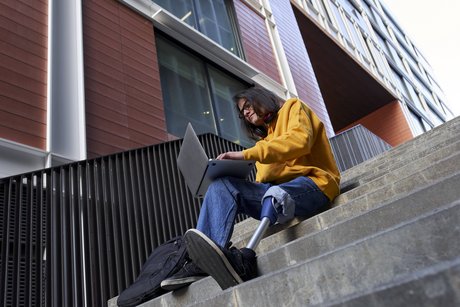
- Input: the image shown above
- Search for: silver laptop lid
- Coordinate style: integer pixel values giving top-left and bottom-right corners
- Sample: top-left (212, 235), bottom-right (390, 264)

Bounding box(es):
top-left (177, 123), bottom-right (255, 198)
top-left (177, 123), bottom-right (209, 197)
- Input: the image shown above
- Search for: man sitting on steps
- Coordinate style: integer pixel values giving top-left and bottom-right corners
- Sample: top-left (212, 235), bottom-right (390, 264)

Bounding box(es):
top-left (161, 87), bottom-right (341, 291)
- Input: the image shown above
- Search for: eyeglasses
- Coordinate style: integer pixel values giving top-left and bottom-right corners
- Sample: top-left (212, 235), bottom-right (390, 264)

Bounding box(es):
top-left (238, 100), bottom-right (253, 119)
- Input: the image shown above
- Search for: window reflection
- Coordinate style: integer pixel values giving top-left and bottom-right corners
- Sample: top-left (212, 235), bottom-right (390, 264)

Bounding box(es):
top-left (154, 0), bottom-right (242, 57)
top-left (156, 35), bottom-right (253, 147)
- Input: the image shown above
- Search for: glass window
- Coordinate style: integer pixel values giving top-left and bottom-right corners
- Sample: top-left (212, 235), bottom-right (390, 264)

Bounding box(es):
top-left (405, 83), bottom-right (424, 111)
top-left (154, 0), bottom-right (196, 27)
top-left (345, 16), bottom-right (368, 56)
top-left (328, 2), bottom-right (351, 42)
top-left (390, 68), bottom-right (410, 99)
top-left (387, 43), bottom-right (405, 70)
top-left (368, 40), bottom-right (385, 73)
top-left (156, 35), bottom-right (253, 147)
top-left (407, 108), bottom-right (426, 137)
top-left (361, 1), bottom-right (375, 23)
top-left (208, 67), bottom-right (252, 146)
top-left (317, 0), bottom-right (335, 26)
top-left (157, 35), bottom-right (216, 136)
top-left (428, 107), bottom-right (444, 127)
top-left (154, 0), bottom-right (242, 57)
top-left (374, 30), bottom-right (390, 57)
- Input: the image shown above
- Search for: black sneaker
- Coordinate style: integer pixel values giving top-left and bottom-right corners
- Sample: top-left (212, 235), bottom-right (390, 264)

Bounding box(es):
top-left (184, 229), bottom-right (257, 290)
top-left (160, 260), bottom-right (208, 291)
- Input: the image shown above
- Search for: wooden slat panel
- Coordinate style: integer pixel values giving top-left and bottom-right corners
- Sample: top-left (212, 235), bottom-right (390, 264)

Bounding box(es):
top-left (338, 100), bottom-right (413, 147)
top-left (234, 0), bottom-right (282, 84)
top-left (0, 1), bottom-right (47, 149)
top-left (83, 0), bottom-right (167, 159)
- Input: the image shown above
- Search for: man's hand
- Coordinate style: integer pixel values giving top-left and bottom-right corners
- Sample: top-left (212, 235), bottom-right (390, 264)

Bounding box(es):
top-left (216, 151), bottom-right (244, 160)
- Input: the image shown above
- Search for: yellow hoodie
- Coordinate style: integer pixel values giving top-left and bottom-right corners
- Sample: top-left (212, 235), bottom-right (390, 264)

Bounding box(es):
top-left (242, 98), bottom-right (340, 201)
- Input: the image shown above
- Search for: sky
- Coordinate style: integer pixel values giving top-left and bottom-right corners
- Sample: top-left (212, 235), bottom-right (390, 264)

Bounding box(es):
top-left (383, 0), bottom-right (460, 118)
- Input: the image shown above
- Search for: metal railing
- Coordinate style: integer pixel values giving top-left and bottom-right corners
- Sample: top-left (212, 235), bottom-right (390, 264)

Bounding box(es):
top-left (330, 124), bottom-right (392, 172)
top-left (0, 133), bottom-right (248, 307)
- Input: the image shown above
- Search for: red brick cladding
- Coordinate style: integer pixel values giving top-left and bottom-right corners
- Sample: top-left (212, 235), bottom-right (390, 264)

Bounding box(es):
top-left (82, 0), bottom-right (167, 158)
top-left (338, 100), bottom-right (413, 147)
top-left (0, 1), bottom-right (47, 149)
top-left (233, 0), bottom-right (281, 84)
top-left (269, 0), bottom-right (334, 137)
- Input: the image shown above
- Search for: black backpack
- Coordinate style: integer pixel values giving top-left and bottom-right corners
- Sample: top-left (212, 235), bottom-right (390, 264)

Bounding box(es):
top-left (117, 236), bottom-right (188, 307)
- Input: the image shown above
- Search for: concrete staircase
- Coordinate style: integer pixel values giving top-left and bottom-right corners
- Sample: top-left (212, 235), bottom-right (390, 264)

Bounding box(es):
top-left (109, 116), bottom-right (460, 306)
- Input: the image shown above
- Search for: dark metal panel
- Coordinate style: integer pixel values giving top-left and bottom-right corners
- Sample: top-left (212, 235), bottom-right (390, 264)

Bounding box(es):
top-left (0, 133), bottom-right (248, 306)
top-left (330, 124), bottom-right (392, 172)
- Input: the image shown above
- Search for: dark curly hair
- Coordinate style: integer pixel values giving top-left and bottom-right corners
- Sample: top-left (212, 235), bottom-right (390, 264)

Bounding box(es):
top-left (232, 87), bottom-right (283, 139)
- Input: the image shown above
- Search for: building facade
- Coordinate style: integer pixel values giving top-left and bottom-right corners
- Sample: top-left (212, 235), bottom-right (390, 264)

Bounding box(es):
top-left (0, 0), bottom-right (455, 178)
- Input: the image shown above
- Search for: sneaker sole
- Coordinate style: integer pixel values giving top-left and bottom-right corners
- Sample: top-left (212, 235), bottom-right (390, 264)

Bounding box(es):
top-left (160, 275), bottom-right (205, 291)
top-left (184, 229), bottom-right (243, 290)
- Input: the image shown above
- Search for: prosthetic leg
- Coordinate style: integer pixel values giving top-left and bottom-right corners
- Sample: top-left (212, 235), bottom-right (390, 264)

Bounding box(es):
top-left (246, 197), bottom-right (280, 250)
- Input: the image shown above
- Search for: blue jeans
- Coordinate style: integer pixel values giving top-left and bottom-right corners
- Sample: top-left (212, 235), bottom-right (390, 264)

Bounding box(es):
top-left (196, 176), bottom-right (329, 247)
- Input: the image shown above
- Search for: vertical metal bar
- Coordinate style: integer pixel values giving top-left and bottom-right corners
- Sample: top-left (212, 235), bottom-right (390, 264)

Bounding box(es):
top-left (4, 177), bottom-right (19, 307)
top-left (139, 148), bottom-right (156, 251)
top-left (14, 176), bottom-right (23, 306)
top-left (133, 150), bottom-right (149, 258)
top-left (93, 159), bottom-right (109, 307)
top-left (151, 146), bottom-right (167, 243)
top-left (49, 168), bottom-right (61, 307)
top-left (43, 171), bottom-right (51, 307)
top-left (101, 157), bottom-right (116, 299)
top-left (107, 156), bottom-right (124, 293)
top-left (24, 175), bottom-right (33, 307)
top-left (77, 163), bottom-right (89, 307)
top-left (85, 160), bottom-right (97, 307)
top-left (125, 151), bottom-right (142, 273)
top-left (0, 180), bottom-right (7, 306)
top-left (145, 146), bottom-right (163, 246)
top-left (114, 155), bottom-right (132, 285)
top-left (36, 172), bottom-right (46, 307)
top-left (60, 167), bottom-right (72, 307)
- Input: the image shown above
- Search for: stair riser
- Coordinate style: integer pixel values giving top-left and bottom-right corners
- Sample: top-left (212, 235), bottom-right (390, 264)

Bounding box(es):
top-left (257, 172), bottom-right (460, 273)
top-left (335, 147), bottom-right (460, 205)
top-left (203, 201), bottom-right (460, 306)
top-left (341, 117), bottom-right (460, 182)
top-left (231, 139), bottom-right (460, 242)
top-left (331, 261), bottom-right (460, 307)
top-left (354, 138), bottom-right (460, 186)
top-left (234, 151), bottom-right (460, 249)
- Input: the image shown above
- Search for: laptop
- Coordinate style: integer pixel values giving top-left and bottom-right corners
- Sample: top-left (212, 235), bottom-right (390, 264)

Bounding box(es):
top-left (177, 123), bottom-right (255, 198)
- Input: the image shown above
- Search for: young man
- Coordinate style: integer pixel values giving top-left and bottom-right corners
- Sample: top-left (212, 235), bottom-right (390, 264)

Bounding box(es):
top-left (161, 87), bottom-right (340, 291)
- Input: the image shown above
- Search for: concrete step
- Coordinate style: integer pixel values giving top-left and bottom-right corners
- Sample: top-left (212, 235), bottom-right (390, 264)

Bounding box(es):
top-left (230, 140), bottom-right (460, 248)
top-left (129, 169), bottom-right (460, 306)
top-left (230, 121), bottom-right (460, 241)
top-left (252, 148), bottom-right (460, 254)
top-left (341, 132), bottom-right (460, 189)
top-left (190, 199), bottom-right (460, 306)
top-left (256, 171), bottom-right (460, 274)
top-left (339, 116), bottom-right (460, 187)
top-left (325, 258), bottom-right (460, 307)
top-left (334, 138), bottom-right (460, 205)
